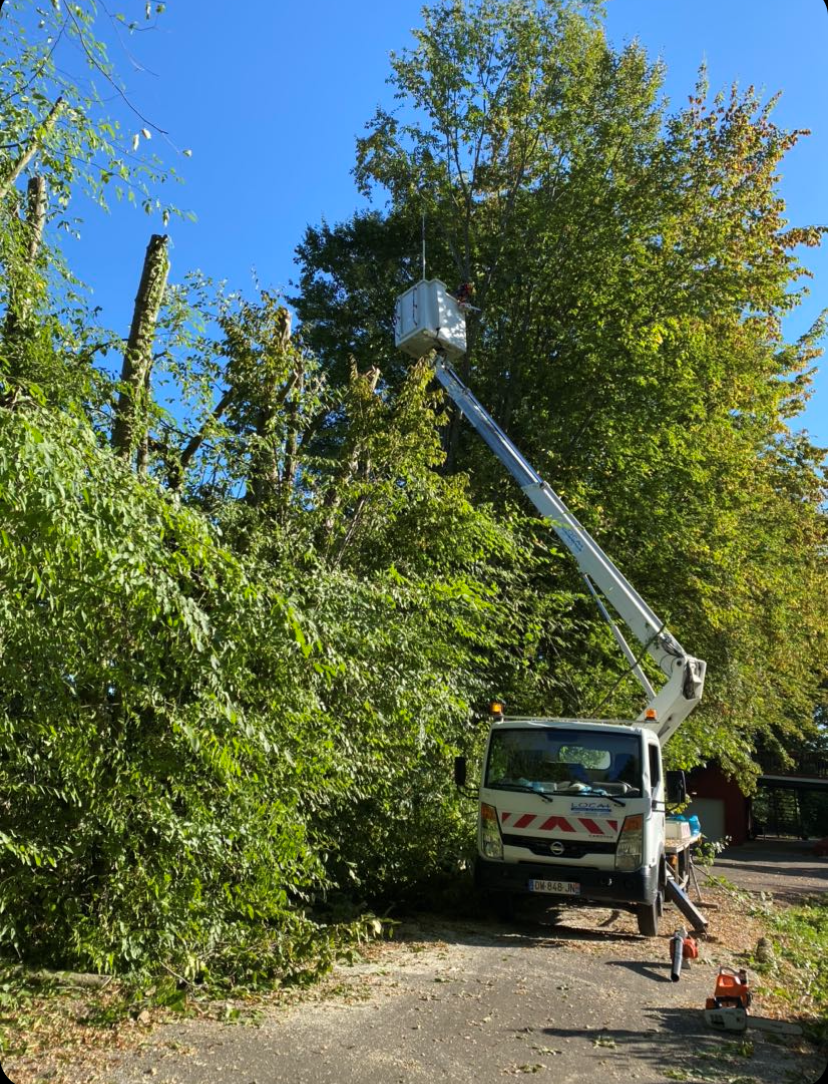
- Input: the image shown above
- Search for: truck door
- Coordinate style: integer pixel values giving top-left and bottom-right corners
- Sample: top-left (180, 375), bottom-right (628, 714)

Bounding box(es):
top-left (647, 740), bottom-right (665, 864)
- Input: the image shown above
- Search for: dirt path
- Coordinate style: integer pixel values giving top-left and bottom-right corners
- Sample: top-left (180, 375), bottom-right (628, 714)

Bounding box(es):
top-left (63, 895), bottom-right (824, 1084)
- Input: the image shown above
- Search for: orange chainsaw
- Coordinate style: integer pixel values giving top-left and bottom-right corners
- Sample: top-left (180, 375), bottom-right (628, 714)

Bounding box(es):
top-left (703, 968), bottom-right (801, 1035)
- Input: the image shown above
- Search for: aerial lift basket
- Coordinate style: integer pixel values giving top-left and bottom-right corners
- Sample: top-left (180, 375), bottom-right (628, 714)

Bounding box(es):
top-left (394, 279), bottom-right (467, 360)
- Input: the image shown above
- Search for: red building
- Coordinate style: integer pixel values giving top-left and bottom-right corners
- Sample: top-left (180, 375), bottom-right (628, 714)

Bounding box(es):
top-left (686, 756), bottom-right (828, 844)
top-left (686, 764), bottom-right (751, 845)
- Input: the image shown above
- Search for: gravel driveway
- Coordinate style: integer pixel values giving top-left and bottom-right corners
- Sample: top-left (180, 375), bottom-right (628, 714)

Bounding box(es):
top-left (88, 893), bottom-right (824, 1084)
top-left (711, 839), bottom-right (828, 900)
top-left (5, 842), bottom-right (825, 1084)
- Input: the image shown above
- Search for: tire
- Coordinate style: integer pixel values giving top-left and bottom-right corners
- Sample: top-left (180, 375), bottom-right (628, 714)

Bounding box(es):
top-left (637, 889), bottom-right (663, 937)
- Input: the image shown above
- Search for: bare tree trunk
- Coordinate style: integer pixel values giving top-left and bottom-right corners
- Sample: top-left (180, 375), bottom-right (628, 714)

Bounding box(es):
top-left (0, 98), bottom-right (64, 203)
top-left (281, 356), bottom-right (304, 515)
top-left (112, 234), bottom-right (170, 462)
top-left (3, 174), bottom-right (48, 343)
top-left (25, 174), bottom-right (47, 263)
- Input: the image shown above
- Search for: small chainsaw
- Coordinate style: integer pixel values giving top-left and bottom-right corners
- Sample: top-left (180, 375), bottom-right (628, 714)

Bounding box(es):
top-left (703, 968), bottom-right (801, 1035)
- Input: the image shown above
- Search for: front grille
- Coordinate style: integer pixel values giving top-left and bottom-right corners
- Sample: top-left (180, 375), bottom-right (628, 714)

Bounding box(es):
top-left (502, 834), bottom-right (616, 859)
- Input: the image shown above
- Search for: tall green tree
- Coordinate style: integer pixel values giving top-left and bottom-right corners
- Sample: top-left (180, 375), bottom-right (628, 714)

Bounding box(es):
top-left (295, 0), bottom-right (828, 778)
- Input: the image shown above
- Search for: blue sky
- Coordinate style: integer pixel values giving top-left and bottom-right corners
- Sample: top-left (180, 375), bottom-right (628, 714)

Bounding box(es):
top-left (63, 0), bottom-right (828, 443)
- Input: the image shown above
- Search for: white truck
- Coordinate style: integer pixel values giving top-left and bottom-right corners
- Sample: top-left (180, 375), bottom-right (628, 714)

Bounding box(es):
top-left (395, 279), bottom-right (707, 936)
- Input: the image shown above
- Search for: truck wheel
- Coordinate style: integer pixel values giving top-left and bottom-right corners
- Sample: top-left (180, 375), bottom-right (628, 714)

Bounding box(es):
top-left (637, 889), bottom-right (662, 937)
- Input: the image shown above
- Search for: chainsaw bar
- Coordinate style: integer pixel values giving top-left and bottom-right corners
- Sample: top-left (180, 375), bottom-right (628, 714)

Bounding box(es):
top-left (745, 1016), bottom-right (803, 1036)
top-left (704, 1007), bottom-right (802, 1036)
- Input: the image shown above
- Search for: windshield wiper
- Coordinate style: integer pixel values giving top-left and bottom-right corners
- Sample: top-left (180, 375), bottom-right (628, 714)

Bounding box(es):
top-left (596, 792), bottom-right (626, 808)
top-left (583, 789), bottom-right (627, 807)
top-left (558, 786), bottom-right (627, 807)
top-left (489, 782), bottom-right (556, 803)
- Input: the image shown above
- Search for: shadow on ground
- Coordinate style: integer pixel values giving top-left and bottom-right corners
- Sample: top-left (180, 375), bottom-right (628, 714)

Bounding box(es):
top-left (537, 1007), bottom-right (822, 1084)
top-left (394, 896), bottom-right (648, 952)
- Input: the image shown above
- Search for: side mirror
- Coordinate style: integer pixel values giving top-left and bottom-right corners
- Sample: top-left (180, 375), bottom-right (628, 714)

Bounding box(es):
top-left (666, 770), bottom-right (687, 805)
top-left (454, 755), bottom-right (467, 788)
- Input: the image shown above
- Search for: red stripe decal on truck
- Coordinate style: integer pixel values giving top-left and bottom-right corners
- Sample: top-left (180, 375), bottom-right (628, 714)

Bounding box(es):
top-left (578, 818), bottom-right (605, 835)
top-left (538, 816), bottom-right (577, 832)
top-left (499, 812), bottom-right (619, 835)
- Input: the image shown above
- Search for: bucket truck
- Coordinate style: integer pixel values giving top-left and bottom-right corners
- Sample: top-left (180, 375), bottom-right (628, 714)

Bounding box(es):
top-left (394, 279), bottom-right (707, 935)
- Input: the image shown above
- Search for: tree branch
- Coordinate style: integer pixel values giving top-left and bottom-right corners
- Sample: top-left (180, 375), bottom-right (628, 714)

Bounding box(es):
top-left (178, 386), bottom-right (235, 474)
top-left (0, 98), bottom-right (65, 203)
top-left (66, 4), bottom-right (168, 137)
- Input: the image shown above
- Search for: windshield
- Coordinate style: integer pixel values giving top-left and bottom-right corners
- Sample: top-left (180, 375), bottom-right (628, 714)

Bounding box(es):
top-left (485, 727), bottom-right (643, 797)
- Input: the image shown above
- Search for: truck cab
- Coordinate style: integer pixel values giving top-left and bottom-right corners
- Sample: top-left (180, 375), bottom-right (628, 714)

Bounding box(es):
top-left (472, 717), bottom-right (667, 935)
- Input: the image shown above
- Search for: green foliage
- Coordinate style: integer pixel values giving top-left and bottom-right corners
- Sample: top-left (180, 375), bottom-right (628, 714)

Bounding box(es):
top-left (761, 895), bottom-right (828, 1040)
top-left (0, 391), bottom-right (566, 976)
top-left (0, 0), bottom-right (553, 986)
top-left (0, 1), bottom-right (182, 218)
top-left (693, 836), bottom-right (732, 869)
top-left (1, 0), bottom-right (828, 988)
top-left (0, 2), bottom-right (182, 415)
top-left (0, 404), bottom-right (332, 978)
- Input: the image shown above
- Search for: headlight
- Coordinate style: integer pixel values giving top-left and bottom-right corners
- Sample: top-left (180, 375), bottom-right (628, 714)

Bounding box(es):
top-left (480, 802), bottom-right (503, 860)
top-left (615, 813), bottom-right (643, 871)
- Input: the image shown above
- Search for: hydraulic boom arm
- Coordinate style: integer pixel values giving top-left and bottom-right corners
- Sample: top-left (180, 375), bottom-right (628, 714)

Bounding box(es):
top-left (433, 355), bottom-right (706, 744)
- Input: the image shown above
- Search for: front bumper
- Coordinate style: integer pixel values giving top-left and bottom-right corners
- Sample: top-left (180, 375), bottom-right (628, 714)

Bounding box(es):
top-left (475, 856), bottom-right (659, 906)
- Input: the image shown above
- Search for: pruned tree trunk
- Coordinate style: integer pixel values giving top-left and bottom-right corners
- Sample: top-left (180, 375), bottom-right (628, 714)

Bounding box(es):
top-left (281, 355), bottom-right (304, 515)
top-left (25, 174), bottom-right (47, 263)
top-left (112, 234), bottom-right (170, 462)
top-left (135, 368), bottom-right (153, 475)
top-left (3, 174), bottom-right (48, 342)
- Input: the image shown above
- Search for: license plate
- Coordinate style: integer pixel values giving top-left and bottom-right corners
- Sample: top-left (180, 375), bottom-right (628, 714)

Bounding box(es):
top-left (528, 879), bottom-right (580, 896)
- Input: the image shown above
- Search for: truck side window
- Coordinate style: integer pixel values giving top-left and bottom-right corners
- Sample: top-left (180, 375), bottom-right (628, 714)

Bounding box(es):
top-left (648, 744), bottom-right (661, 793)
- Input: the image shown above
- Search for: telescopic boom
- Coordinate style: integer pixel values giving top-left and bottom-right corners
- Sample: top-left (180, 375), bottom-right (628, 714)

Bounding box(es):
top-left (394, 279), bottom-right (706, 743)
